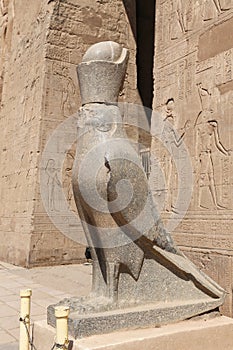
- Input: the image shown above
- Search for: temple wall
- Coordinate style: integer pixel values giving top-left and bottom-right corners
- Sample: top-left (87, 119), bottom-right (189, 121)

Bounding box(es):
top-left (152, 0), bottom-right (233, 316)
top-left (0, 0), bottom-right (137, 267)
top-left (0, 0), bottom-right (53, 266)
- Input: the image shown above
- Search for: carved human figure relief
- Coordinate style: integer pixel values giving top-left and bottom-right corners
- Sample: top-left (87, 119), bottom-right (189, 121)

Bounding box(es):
top-left (21, 78), bottom-right (39, 124)
top-left (60, 66), bottom-right (78, 117)
top-left (45, 159), bottom-right (62, 211)
top-left (63, 147), bottom-right (76, 211)
top-left (161, 98), bottom-right (190, 213)
top-left (195, 85), bottom-right (231, 209)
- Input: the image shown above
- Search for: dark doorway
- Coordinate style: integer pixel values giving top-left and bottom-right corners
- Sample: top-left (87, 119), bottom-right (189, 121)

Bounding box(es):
top-left (123, 0), bottom-right (156, 125)
top-left (136, 0), bottom-right (156, 123)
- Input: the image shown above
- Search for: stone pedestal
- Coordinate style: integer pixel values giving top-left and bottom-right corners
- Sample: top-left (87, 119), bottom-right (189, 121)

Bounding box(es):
top-left (47, 299), bottom-right (222, 339)
top-left (34, 316), bottom-right (233, 350)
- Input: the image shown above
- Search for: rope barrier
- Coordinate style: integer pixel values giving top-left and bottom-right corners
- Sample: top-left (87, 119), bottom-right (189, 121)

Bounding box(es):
top-left (19, 317), bottom-right (38, 350)
top-left (19, 317), bottom-right (71, 350)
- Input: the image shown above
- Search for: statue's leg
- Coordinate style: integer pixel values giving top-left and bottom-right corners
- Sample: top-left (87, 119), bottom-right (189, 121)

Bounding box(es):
top-left (73, 195), bottom-right (107, 297)
top-left (106, 261), bottom-right (120, 303)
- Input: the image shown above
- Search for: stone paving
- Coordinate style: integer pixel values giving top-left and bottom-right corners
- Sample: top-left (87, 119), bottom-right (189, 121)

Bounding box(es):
top-left (0, 261), bottom-right (92, 350)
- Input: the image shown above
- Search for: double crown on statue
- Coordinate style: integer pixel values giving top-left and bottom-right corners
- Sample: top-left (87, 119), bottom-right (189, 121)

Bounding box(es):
top-left (77, 41), bottom-right (129, 105)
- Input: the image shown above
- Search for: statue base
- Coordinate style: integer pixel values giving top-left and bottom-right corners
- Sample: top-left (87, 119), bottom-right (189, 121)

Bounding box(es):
top-left (47, 246), bottom-right (226, 338)
top-left (48, 298), bottom-right (221, 338)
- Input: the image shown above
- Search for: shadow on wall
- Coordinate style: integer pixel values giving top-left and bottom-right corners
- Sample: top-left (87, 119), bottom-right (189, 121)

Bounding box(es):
top-left (123, 0), bottom-right (156, 126)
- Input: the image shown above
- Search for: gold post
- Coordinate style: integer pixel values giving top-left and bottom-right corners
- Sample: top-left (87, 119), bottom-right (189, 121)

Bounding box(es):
top-left (55, 306), bottom-right (70, 350)
top-left (19, 289), bottom-right (32, 350)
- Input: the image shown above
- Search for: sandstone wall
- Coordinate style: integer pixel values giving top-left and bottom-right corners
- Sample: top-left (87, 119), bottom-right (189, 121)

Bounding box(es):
top-left (0, 0), bottom-right (137, 267)
top-left (152, 0), bottom-right (233, 316)
top-left (0, 0), bottom-right (53, 266)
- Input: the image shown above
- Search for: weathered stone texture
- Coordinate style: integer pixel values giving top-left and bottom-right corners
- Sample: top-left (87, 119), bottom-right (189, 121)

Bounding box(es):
top-left (198, 16), bottom-right (233, 61)
top-left (152, 0), bottom-right (233, 316)
top-left (0, 0), bottom-right (137, 266)
top-left (0, 0), bottom-right (52, 266)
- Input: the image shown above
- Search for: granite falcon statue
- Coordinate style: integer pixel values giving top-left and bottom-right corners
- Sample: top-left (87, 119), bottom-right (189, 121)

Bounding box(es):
top-left (72, 41), bottom-right (181, 302)
top-left (48, 41), bottom-right (226, 338)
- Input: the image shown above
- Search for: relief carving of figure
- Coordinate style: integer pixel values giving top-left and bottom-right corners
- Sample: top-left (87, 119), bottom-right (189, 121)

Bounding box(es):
top-left (46, 159), bottom-right (62, 211)
top-left (195, 84), bottom-right (231, 209)
top-left (60, 66), bottom-right (78, 117)
top-left (63, 148), bottom-right (76, 211)
top-left (162, 98), bottom-right (190, 212)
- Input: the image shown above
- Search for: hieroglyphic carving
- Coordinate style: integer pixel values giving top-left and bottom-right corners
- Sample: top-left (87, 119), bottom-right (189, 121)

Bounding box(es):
top-left (224, 50), bottom-right (232, 82)
top-left (170, 0), bottom-right (185, 39)
top-left (154, 52), bottom-right (196, 107)
top-left (203, 0), bottom-right (219, 20)
top-left (213, 49), bottom-right (233, 87)
top-left (0, 0), bottom-right (9, 101)
top-left (154, 0), bottom-right (233, 318)
top-left (215, 0), bottom-right (233, 11)
top-left (185, 251), bottom-right (232, 315)
top-left (60, 66), bottom-right (78, 117)
top-left (178, 60), bottom-right (186, 100)
top-left (184, 0), bottom-right (194, 32)
top-left (163, 1), bottom-right (171, 45)
top-left (186, 54), bottom-right (196, 97)
top-left (194, 84), bottom-right (231, 209)
top-left (45, 159), bottom-right (61, 211)
top-left (215, 59), bottom-right (224, 86)
top-left (167, 62), bottom-right (176, 81)
top-left (51, 62), bottom-right (79, 118)
top-left (156, 2), bottom-right (164, 49)
top-left (154, 71), bottom-right (162, 108)
top-left (0, 1), bottom-right (8, 50)
top-left (21, 77), bottom-right (40, 124)
top-left (170, 0), bottom-right (193, 40)
top-left (203, 0), bottom-right (232, 21)
top-left (197, 82), bottom-right (212, 110)
top-left (161, 98), bottom-right (190, 212)
top-left (222, 157), bottom-right (231, 207)
top-left (63, 146), bottom-right (76, 211)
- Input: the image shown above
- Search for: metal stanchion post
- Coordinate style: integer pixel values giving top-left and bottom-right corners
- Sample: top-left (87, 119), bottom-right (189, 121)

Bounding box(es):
top-left (19, 289), bottom-right (32, 350)
top-left (55, 306), bottom-right (70, 350)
